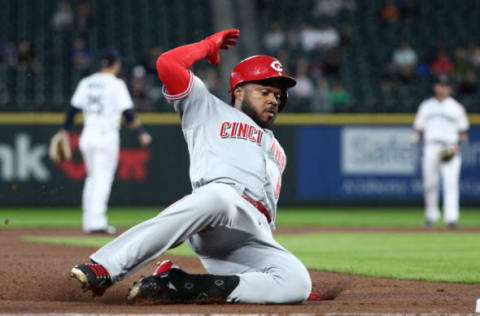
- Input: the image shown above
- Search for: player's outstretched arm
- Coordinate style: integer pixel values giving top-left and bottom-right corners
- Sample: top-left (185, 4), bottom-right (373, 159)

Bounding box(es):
top-left (156, 29), bottom-right (240, 95)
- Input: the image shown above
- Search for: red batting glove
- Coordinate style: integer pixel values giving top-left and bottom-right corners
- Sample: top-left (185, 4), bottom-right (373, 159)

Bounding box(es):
top-left (204, 28), bottom-right (240, 65)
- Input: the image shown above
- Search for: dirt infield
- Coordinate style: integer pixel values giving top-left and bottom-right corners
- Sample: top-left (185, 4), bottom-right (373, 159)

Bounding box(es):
top-left (1, 228), bottom-right (479, 314)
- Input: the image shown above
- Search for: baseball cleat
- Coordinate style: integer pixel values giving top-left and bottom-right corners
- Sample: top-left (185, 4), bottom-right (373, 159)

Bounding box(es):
top-left (70, 263), bottom-right (113, 297)
top-left (86, 226), bottom-right (117, 235)
top-left (127, 260), bottom-right (180, 304)
top-left (447, 222), bottom-right (458, 229)
top-left (127, 259), bottom-right (240, 304)
top-left (424, 219), bottom-right (434, 227)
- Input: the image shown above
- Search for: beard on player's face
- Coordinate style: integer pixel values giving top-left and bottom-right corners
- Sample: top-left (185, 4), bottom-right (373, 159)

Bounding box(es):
top-left (241, 94), bottom-right (275, 130)
top-left (239, 84), bottom-right (282, 130)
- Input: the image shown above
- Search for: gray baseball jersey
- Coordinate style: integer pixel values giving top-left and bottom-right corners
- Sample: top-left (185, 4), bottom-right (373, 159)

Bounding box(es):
top-left (90, 72), bottom-right (311, 303)
top-left (165, 73), bottom-right (286, 229)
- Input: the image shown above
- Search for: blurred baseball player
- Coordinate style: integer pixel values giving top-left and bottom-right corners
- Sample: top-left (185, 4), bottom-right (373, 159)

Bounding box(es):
top-left (413, 75), bottom-right (469, 228)
top-left (54, 49), bottom-right (152, 234)
top-left (69, 29), bottom-right (313, 304)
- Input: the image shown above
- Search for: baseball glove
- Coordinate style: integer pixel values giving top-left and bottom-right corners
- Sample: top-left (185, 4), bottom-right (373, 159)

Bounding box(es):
top-left (49, 131), bottom-right (72, 164)
top-left (439, 147), bottom-right (456, 162)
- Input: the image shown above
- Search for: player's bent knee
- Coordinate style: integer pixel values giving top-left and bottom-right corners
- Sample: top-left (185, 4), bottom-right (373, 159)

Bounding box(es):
top-left (268, 267), bottom-right (312, 304)
top-left (289, 269), bottom-right (312, 303)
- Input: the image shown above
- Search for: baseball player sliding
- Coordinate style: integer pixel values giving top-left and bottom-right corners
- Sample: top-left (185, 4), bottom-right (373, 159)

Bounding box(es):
top-left (413, 75), bottom-right (469, 228)
top-left (54, 49), bottom-right (152, 234)
top-left (69, 29), bottom-right (314, 304)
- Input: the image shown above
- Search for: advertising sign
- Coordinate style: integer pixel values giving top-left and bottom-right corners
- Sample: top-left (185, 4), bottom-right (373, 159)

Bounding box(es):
top-left (0, 125), bottom-right (191, 205)
top-left (298, 126), bottom-right (480, 203)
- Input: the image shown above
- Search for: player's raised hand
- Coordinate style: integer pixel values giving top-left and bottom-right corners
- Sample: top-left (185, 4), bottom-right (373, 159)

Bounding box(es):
top-left (204, 28), bottom-right (240, 65)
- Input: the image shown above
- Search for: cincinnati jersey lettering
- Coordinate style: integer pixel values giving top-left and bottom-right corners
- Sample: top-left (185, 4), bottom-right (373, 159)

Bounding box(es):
top-left (219, 121), bottom-right (263, 145)
top-left (271, 139), bottom-right (286, 172)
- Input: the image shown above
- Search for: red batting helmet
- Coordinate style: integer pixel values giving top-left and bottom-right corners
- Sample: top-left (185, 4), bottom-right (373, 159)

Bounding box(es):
top-left (229, 55), bottom-right (296, 111)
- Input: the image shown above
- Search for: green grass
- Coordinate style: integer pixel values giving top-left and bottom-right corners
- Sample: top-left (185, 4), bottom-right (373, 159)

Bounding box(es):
top-left (1, 206), bottom-right (479, 228)
top-left (275, 233), bottom-right (480, 283)
top-left (4, 206), bottom-right (480, 283)
top-left (0, 207), bottom-right (160, 228)
top-left (276, 207), bottom-right (480, 227)
top-left (21, 232), bottom-right (480, 283)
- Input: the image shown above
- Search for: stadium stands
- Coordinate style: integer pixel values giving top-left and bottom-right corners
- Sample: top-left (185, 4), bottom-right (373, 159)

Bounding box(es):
top-left (0, 0), bottom-right (213, 111)
top-left (0, 0), bottom-right (478, 112)
top-left (256, 0), bottom-right (480, 112)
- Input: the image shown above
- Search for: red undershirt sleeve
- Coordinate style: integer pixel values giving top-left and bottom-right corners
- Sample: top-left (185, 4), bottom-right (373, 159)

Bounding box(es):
top-left (156, 40), bottom-right (213, 96)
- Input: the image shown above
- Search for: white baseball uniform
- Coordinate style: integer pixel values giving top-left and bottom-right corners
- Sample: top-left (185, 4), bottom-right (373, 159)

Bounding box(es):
top-left (413, 96), bottom-right (469, 224)
top-left (71, 72), bottom-right (134, 232)
top-left (90, 73), bottom-right (311, 303)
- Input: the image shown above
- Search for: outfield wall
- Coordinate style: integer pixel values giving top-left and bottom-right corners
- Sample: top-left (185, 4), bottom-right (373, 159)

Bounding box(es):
top-left (0, 113), bottom-right (479, 206)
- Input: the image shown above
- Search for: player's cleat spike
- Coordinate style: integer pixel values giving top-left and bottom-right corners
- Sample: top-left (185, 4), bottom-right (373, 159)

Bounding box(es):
top-left (127, 273), bottom-right (177, 304)
top-left (70, 263), bottom-right (113, 297)
top-left (127, 259), bottom-right (180, 304)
